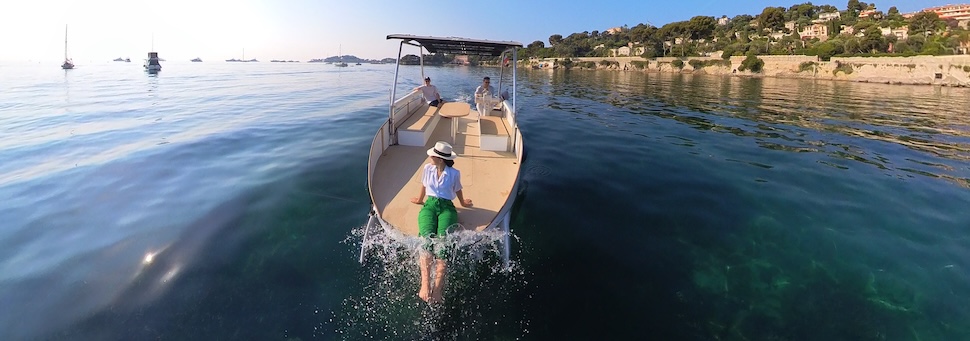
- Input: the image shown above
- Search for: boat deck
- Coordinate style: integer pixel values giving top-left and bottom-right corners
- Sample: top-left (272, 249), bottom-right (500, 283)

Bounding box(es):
top-left (371, 110), bottom-right (518, 236)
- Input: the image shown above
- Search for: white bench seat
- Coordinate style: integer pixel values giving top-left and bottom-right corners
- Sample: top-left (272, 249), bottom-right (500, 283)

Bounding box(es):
top-left (398, 105), bottom-right (440, 146)
top-left (479, 115), bottom-right (509, 151)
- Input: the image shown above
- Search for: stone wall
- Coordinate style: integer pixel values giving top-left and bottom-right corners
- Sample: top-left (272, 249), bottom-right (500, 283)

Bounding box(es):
top-left (528, 55), bottom-right (970, 86)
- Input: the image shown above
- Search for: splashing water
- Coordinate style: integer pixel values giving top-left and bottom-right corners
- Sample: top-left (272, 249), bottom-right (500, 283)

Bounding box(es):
top-left (337, 222), bottom-right (529, 340)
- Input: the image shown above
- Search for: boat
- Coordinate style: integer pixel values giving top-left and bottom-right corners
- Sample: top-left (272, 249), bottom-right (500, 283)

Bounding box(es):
top-left (113, 57), bottom-right (125, 62)
top-left (191, 57), bottom-right (202, 62)
top-left (61, 25), bottom-right (74, 70)
top-left (335, 44), bottom-right (348, 67)
top-left (144, 52), bottom-right (162, 72)
top-left (359, 34), bottom-right (524, 268)
top-left (227, 49), bottom-right (253, 62)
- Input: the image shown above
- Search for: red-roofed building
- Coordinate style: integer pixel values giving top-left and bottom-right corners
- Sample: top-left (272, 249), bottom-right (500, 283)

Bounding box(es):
top-left (923, 4), bottom-right (970, 21)
top-left (858, 8), bottom-right (878, 18)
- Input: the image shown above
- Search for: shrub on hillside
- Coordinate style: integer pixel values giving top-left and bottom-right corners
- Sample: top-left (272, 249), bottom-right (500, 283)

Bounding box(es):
top-left (631, 60), bottom-right (648, 69)
top-left (737, 54), bottom-right (764, 73)
top-left (832, 61), bottom-right (854, 75)
top-left (671, 59), bottom-right (684, 69)
top-left (556, 58), bottom-right (573, 69)
top-left (799, 61), bottom-right (817, 73)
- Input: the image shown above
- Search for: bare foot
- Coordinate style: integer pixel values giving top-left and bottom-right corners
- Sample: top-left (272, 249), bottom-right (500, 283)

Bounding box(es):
top-left (429, 287), bottom-right (444, 305)
top-left (418, 284), bottom-right (430, 303)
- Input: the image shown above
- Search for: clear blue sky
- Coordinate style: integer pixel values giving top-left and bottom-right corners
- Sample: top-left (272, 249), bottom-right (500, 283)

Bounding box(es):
top-left (0, 0), bottom-right (955, 62)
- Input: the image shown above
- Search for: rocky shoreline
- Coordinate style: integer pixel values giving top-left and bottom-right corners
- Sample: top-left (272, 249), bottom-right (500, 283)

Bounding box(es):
top-left (529, 55), bottom-right (970, 87)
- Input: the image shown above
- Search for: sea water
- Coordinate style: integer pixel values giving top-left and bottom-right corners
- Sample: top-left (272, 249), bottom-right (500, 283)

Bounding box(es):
top-left (1, 62), bottom-right (969, 340)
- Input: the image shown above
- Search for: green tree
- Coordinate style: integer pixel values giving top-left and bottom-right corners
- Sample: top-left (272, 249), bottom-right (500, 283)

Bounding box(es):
top-left (847, 0), bottom-right (864, 13)
top-left (787, 3), bottom-right (816, 21)
top-left (549, 34), bottom-right (563, 46)
top-left (819, 4), bottom-right (839, 13)
top-left (758, 7), bottom-right (787, 32)
top-left (688, 16), bottom-right (717, 40)
top-left (887, 6), bottom-right (901, 18)
top-left (909, 12), bottom-right (944, 36)
top-left (861, 27), bottom-right (887, 53)
top-left (808, 39), bottom-right (845, 60)
top-left (658, 21), bottom-right (689, 56)
top-left (906, 35), bottom-right (926, 52)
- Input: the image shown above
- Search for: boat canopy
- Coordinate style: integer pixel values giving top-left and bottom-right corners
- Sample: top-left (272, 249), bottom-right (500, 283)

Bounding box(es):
top-left (386, 34), bottom-right (522, 56)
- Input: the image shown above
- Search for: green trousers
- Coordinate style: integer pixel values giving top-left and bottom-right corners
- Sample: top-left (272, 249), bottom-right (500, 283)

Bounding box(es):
top-left (418, 196), bottom-right (458, 257)
top-left (418, 196), bottom-right (458, 238)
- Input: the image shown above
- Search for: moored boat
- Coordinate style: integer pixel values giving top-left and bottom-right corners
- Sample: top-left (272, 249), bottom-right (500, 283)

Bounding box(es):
top-left (144, 52), bottom-right (162, 72)
top-left (360, 34), bottom-right (524, 268)
top-left (61, 25), bottom-right (74, 70)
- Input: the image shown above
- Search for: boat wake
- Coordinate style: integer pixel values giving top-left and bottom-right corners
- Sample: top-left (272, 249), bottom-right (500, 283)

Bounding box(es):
top-left (336, 222), bottom-right (529, 340)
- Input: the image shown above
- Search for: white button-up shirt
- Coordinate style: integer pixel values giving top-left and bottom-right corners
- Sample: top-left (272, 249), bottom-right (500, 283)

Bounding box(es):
top-left (422, 163), bottom-right (462, 200)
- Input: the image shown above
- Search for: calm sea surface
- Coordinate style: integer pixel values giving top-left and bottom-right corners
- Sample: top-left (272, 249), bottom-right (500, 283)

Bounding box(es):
top-left (1, 61), bottom-right (969, 340)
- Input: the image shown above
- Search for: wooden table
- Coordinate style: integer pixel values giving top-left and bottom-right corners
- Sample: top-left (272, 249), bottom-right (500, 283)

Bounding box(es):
top-left (438, 102), bottom-right (471, 143)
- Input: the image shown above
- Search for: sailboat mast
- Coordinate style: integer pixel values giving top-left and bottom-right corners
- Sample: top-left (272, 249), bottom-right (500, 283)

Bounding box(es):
top-left (64, 25), bottom-right (68, 59)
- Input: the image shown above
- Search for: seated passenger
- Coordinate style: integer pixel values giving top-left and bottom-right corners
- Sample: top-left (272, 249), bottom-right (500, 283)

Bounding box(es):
top-left (415, 77), bottom-right (443, 107)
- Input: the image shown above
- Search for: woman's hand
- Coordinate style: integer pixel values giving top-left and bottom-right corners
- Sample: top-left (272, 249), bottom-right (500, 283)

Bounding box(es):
top-left (460, 199), bottom-right (473, 207)
top-left (410, 197), bottom-right (424, 205)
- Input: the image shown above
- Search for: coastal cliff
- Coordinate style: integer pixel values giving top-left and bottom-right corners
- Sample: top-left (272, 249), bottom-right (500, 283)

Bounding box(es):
top-left (533, 55), bottom-right (970, 87)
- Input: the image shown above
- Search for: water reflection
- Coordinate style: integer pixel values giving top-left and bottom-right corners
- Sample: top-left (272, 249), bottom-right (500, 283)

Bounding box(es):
top-left (525, 70), bottom-right (970, 188)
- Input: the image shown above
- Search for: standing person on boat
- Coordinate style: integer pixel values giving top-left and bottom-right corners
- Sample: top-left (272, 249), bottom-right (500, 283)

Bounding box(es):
top-left (474, 76), bottom-right (495, 98)
top-left (414, 77), bottom-right (443, 107)
top-left (409, 141), bottom-right (473, 304)
top-left (475, 77), bottom-right (496, 115)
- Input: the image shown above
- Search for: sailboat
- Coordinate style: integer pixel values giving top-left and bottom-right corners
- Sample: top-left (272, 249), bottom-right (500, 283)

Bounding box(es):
top-left (335, 44), bottom-right (348, 67)
top-left (61, 25), bottom-right (74, 69)
top-left (143, 34), bottom-right (161, 72)
top-left (226, 48), bottom-right (257, 62)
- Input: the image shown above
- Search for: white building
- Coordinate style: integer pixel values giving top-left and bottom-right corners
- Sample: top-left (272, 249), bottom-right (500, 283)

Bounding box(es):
top-left (818, 11), bottom-right (841, 22)
top-left (880, 27), bottom-right (909, 40)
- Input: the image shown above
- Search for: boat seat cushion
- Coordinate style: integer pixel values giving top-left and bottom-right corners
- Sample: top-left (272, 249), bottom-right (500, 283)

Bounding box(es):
top-left (402, 105), bottom-right (439, 131)
top-left (479, 116), bottom-right (508, 136)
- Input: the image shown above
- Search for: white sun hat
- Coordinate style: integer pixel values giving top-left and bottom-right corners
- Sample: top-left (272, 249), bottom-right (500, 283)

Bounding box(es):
top-left (426, 141), bottom-right (458, 160)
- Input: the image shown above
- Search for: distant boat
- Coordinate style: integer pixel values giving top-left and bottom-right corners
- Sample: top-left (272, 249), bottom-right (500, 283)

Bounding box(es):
top-left (113, 57), bottom-right (125, 62)
top-left (144, 51), bottom-right (162, 72)
top-left (355, 62), bottom-right (361, 66)
top-left (335, 44), bottom-right (348, 67)
top-left (191, 57), bottom-right (202, 62)
top-left (61, 25), bottom-right (74, 70)
top-left (227, 49), bottom-right (255, 62)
